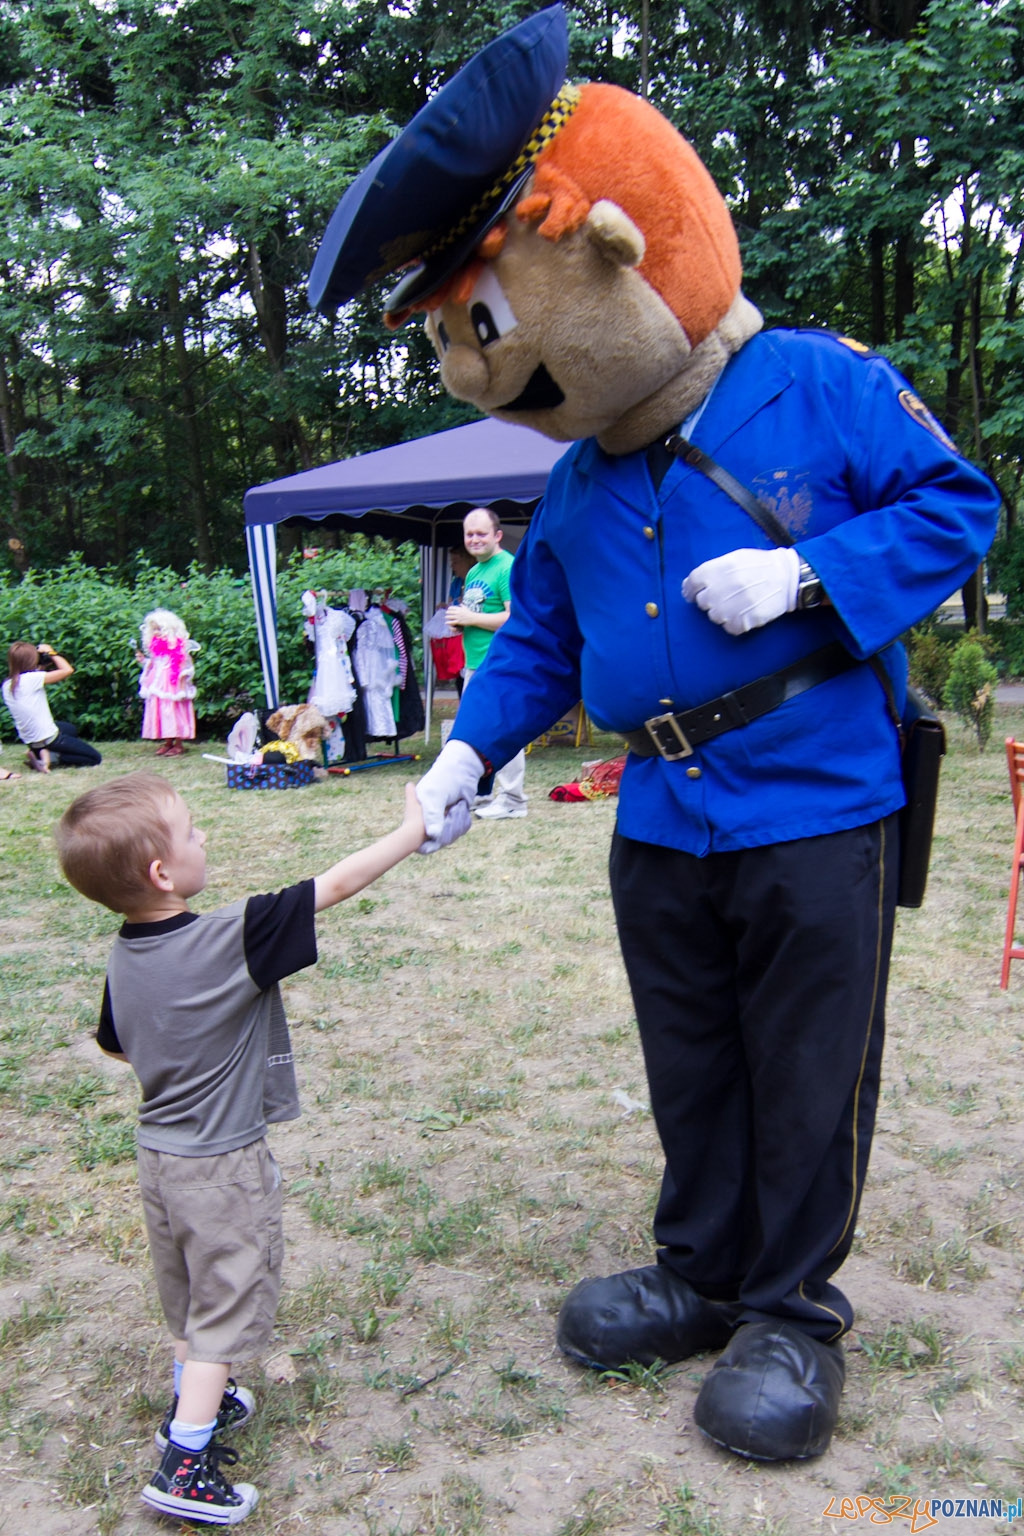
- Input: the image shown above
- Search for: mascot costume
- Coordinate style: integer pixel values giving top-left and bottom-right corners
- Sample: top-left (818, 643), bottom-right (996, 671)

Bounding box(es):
top-left (309, 7), bottom-right (999, 1462)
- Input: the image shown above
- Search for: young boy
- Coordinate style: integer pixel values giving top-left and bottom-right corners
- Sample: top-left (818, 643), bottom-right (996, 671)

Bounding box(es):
top-left (55, 772), bottom-right (425, 1525)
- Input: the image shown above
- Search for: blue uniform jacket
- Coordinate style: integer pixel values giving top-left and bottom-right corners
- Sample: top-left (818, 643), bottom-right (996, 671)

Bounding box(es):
top-left (451, 330), bottom-right (1000, 854)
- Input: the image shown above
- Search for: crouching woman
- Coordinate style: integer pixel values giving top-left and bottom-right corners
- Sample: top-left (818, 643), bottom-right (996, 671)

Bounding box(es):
top-left (2, 642), bottom-right (102, 771)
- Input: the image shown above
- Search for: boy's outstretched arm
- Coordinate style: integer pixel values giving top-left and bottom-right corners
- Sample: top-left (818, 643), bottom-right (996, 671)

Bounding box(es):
top-left (314, 783), bottom-right (425, 913)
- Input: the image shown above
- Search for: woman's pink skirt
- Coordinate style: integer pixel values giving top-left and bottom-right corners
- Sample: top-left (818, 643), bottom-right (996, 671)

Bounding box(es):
top-left (142, 699), bottom-right (196, 741)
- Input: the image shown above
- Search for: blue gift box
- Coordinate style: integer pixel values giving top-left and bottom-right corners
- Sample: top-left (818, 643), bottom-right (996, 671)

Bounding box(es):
top-left (226, 760), bottom-right (316, 791)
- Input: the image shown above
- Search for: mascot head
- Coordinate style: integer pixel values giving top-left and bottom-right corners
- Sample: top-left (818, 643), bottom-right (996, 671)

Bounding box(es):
top-left (310, 5), bottom-right (761, 455)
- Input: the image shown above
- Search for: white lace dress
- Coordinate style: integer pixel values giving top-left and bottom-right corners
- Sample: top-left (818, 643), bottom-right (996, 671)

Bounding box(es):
top-left (352, 607), bottom-right (401, 736)
top-left (308, 602), bottom-right (356, 718)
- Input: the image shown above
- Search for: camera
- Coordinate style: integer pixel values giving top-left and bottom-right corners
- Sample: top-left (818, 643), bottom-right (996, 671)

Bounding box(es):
top-left (36, 646), bottom-right (57, 672)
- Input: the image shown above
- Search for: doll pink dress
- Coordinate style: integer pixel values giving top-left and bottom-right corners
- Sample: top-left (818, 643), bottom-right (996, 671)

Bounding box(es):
top-left (139, 635), bottom-right (198, 741)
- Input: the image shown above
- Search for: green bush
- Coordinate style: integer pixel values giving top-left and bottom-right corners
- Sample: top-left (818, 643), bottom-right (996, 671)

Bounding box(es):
top-left (943, 639), bottom-right (998, 751)
top-left (905, 625), bottom-right (954, 705)
top-left (0, 541), bottom-right (420, 742)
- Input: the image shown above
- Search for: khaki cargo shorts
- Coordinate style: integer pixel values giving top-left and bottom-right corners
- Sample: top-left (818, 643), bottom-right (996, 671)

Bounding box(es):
top-left (137, 1138), bottom-right (283, 1364)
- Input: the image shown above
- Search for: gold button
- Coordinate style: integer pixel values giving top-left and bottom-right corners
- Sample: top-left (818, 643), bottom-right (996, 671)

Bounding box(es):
top-left (659, 699), bottom-right (673, 706)
top-left (645, 602), bottom-right (659, 617)
top-left (686, 766), bottom-right (702, 779)
top-left (643, 525), bottom-right (656, 540)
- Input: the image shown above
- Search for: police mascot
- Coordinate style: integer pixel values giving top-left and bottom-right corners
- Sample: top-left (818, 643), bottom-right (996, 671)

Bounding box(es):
top-left (309, 5), bottom-right (998, 1462)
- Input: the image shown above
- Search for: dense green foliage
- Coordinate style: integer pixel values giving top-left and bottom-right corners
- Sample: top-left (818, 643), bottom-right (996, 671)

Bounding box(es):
top-left (1, 0), bottom-right (1022, 607)
top-left (0, 541), bottom-right (418, 740)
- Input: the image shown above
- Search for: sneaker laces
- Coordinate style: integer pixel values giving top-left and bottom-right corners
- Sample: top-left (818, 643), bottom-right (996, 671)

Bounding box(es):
top-left (218, 1379), bottom-right (248, 1428)
top-left (197, 1441), bottom-right (242, 1497)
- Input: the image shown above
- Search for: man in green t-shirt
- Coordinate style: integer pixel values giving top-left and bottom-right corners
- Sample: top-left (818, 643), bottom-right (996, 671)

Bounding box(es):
top-left (445, 508), bottom-right (527, 819)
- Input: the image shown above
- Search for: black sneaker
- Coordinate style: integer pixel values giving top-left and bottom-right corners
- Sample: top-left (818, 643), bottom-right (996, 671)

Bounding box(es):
top-left (141, 1440), bottom-right (258, 1525)
top-left (154, 1379), bottom-right (255, 1452)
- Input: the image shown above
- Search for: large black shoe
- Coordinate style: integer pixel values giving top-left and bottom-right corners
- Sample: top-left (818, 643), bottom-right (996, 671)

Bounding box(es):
top-left (694, 1321), bottom-right (845, 1461)
top-left (556, 1265), bottom-right (736, 1369)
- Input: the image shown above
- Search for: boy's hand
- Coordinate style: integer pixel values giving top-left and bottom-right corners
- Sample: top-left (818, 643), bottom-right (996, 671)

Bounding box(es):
top-left (415, 739), bottom-right (482, 854)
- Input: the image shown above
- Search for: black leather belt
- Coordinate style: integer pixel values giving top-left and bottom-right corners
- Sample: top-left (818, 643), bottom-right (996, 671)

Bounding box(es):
top-left (623, 642), bottom-right (860, 760)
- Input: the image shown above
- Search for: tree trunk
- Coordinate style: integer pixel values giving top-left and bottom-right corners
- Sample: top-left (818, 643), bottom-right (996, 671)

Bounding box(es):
top-left (892, 135), bottom-right (917, 353)
top-left (167, 275), bottom-right (214, 571)
top-left (961, 568), bottom-right (987, 632)
top-left (247, 239), bottom-right (313, 474)
top-left (0, 351), bottom-right (25, 524)
top-left (869, 226), bottom-right (887, 348)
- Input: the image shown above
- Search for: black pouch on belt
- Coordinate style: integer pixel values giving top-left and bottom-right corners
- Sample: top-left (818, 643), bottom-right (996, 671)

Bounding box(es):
top-left (895, 685), bottom-right (945, 908)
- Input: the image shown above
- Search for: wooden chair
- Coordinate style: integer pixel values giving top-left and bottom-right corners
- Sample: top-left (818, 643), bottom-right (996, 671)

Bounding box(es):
top-left (1000, 737), bottom-right (1024, 987)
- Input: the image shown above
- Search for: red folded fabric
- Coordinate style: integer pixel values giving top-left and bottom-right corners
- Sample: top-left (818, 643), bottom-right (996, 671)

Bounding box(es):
top-left (549, 782), bottom-right (588, 801)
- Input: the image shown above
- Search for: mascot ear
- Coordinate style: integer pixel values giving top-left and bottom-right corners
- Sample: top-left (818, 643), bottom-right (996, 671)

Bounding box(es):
top-left (584, 200), bottom-right (645, 269)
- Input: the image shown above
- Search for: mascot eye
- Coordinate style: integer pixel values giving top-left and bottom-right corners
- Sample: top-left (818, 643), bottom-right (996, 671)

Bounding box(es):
top-left (436, 320), bottom-right (451, 352)
top-left (471, 303), bottom-right (500, 345)
top-left (466, 266), bottom-right (517, 347)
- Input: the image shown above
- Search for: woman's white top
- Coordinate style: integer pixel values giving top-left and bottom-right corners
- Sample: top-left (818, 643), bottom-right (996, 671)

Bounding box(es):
top-left (2, 671), bottom-right (57, 746)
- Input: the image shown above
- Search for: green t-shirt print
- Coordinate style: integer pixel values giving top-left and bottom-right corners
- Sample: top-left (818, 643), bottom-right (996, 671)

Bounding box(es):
top-left (461, 549), bottom-right (514, 671)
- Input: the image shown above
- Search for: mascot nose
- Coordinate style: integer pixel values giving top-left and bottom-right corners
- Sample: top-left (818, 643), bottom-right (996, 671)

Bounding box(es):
top-left (441, 344), bottom-right (490, 401)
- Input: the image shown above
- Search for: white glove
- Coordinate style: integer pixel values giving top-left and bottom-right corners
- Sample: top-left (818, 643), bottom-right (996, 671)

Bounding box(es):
top-left (682, 547), bottom-right (801, 635)
top-left (415, 739), bottom-right (484, 854)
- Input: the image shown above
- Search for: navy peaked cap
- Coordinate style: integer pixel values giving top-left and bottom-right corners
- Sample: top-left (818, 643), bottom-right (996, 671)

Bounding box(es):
top-left (308, 5), bottom-right (569, 316)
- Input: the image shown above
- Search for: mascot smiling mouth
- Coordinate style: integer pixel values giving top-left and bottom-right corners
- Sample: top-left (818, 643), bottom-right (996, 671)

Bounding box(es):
top-left (501, 363), bottom-right (565, 412)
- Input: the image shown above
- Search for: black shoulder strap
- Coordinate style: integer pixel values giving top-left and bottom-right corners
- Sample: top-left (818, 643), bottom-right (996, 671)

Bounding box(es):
top-left (665, 434), bottom-right (795, 548)
top-left (665, 432), bottom-right (902, 729)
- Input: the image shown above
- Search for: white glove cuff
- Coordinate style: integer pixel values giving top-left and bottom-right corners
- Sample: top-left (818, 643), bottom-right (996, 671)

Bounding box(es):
top-left (441, 738), bottom-right (486, 778)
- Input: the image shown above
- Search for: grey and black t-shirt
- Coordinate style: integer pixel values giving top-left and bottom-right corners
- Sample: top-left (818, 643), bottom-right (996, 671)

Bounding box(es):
top-left (97, 880), bottom-right (317, 1156)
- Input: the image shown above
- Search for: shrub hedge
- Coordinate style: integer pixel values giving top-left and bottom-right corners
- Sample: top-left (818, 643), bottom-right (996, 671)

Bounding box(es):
top-left (0, 541), bottom-right (420, 742)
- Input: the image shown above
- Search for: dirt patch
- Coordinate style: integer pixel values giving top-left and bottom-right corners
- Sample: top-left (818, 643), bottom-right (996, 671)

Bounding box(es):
top-left (1, 722), bottom-right (1022, 1535)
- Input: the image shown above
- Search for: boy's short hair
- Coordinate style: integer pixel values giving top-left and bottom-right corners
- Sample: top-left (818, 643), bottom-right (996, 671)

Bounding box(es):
top-left (56, 773), bottom-right (178, 913)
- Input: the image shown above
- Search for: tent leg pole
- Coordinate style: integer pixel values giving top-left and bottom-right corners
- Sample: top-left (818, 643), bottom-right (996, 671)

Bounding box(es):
top-left (423, 540), bottom-right (434, 747)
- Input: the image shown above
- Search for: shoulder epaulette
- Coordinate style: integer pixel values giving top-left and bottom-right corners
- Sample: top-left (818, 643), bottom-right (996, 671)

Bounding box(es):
top-left (836, 335), bottom-right (875, 358)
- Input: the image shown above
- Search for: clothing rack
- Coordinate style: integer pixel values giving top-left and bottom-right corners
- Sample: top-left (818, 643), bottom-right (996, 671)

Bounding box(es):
top-left (303, 587), bottom-right (424, 766)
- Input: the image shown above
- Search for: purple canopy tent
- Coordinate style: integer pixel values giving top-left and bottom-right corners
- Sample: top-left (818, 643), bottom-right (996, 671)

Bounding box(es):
top-left (243, 416), bottom-right (565, 733)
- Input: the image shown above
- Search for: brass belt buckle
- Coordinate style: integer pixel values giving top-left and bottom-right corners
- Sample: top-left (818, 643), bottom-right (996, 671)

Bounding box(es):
top-left (645, 712), bottom-right (693, 761)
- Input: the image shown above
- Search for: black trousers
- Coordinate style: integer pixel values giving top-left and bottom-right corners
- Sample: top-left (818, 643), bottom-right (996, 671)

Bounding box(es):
top-left (50, 721), bottom-right (102, 768)
top-left (609, 816), bottom-right (898, 1342)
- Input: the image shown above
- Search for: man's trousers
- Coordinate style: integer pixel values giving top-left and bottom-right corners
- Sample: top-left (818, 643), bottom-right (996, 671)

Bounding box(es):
top-left (609, 815), bottom-right (898, 1341)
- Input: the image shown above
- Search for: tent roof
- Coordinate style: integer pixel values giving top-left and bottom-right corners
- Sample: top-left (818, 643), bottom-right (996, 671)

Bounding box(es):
top-left (243, 415), bottom-right (568, 542)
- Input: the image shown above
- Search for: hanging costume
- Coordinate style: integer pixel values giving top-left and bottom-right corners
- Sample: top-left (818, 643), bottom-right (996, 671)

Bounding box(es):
top-left (307, 597), bottom-right (357, 719)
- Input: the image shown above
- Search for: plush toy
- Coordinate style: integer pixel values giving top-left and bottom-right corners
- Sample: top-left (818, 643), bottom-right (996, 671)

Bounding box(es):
top-left (310, 5), bottom-right (999, 1463)
top-left (265, 704), bottom-right (331, 762)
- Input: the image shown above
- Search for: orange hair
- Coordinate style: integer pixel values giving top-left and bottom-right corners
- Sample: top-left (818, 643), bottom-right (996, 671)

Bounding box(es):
top-left (518, 83), bottom-right (741, 349)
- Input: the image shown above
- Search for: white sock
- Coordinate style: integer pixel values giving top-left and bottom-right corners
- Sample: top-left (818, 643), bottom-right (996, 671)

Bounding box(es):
top-left (168, 1416), bottom-right (217, 1452)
